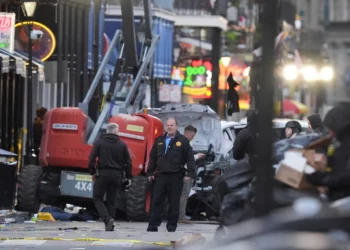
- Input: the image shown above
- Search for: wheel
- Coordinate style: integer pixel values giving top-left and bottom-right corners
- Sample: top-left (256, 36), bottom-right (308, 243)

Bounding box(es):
top-left (211, 176), bottom-right (225, 216)
top-left (39, 171), bottom-right (61, 206)
top-left (16, 165), bottom-right (42, 213)
top-left (126, 176), bottom-right (151, 221)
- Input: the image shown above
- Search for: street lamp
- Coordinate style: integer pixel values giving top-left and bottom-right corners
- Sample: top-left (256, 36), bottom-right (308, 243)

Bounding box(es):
top-left (320, 66), bottom-right (334, 81)
top-left (300, 65), bottom-right (318, 82)
top-left (221, 52), bottom-right (232, 69)
top-left (282, 64), bottom-right (298, 81)
top-left (221, 52), bottom-right (232, 83)
top-left (21, 0), bottom-right (38, 165)
top-left (243, 66), bottom-right (251, 78)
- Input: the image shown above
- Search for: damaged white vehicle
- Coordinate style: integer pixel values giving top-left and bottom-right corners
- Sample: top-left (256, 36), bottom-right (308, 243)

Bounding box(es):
top-left (144, 104), bottom-right (243, 220)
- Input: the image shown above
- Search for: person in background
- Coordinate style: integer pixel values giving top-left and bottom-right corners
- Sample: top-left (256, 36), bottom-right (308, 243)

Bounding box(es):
top-left (306, 102), bottom-right (350, 201)
top-left (285, 120), bottom-right (302, 139)
top-left (147, 118), bottom-right (195, 232)
top-left (33, 107), bottom-right (47, 162)
top-left (179, 125), bottom-right (205, 224)
top-left (307, 113), bottom-right (325, 135)
top-left (233, 109), bottom-right (259, 165)
top-left (88, 123), bottom-right (132, 231)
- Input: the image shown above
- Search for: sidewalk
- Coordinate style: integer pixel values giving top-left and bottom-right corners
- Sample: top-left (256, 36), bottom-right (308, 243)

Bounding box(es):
top-left (0, 221), bottom-right (218, 248)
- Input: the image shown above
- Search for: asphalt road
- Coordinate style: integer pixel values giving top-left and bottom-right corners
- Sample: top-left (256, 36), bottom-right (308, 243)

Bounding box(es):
top-left (0, 219), bottom-right (218, 250)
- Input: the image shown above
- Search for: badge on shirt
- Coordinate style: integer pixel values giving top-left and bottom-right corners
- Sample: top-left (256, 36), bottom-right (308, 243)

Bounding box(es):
top-left (158, 142), bottom-right (163, 145)
top-left (176, 141), bottom-right (181, 147)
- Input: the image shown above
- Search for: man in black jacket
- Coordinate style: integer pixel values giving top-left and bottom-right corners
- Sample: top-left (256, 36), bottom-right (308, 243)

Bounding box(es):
top-left (88, 123), bottom-right (132, 231)
top-left (147, 118), bottom-right (195, 232)
top-left (233, 109), bottom-right (259, 165)
top-left (306, 103), bottom-right (350, 201)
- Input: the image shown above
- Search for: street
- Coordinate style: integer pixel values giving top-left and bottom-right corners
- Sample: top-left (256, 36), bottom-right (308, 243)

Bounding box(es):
top-left (0, 219), bottom-right (217, 249)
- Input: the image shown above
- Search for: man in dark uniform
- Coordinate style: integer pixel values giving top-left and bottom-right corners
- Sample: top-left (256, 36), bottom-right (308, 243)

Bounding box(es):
top-left (147, 118), bottom-right (195, 232)
top-left (88, 123), bottom-right (132, 231)
top-left (233, 109), bottom-right (259, 165)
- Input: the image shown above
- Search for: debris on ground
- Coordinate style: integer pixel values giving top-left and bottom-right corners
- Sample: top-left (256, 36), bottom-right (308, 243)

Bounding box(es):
top-left (4, 218), bottom-right (16, 224)
top-left (171, 233), bottom-right (206, 248)
top-left (38, 212), bottom-right (56, 222)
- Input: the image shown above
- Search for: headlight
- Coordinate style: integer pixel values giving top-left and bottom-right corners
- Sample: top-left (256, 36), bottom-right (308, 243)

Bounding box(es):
top-left (301, 66), bottom-right (318, 82)
top-left (320, 66), bottom-right (334, 81)
top-left (283, 64), bottom-right (298, 81)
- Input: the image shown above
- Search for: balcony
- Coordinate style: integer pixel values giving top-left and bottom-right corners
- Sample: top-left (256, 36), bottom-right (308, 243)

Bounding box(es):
top-left (174, 0), bottom-right (214, 15)
top-left (173, 0), bottom-right (228, 30)
top-left (106, 0), bottom-right (175, 22)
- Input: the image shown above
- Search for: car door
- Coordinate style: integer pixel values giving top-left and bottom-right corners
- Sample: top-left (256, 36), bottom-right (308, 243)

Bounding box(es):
top-left (221, 128), bottom-right (236, 168)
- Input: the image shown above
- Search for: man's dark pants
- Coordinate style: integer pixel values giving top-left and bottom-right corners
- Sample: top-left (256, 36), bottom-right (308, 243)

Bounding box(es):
top-left (148, 172), bottom-right (184, 232)
top-left (93, 169), bottom-right (122, 224)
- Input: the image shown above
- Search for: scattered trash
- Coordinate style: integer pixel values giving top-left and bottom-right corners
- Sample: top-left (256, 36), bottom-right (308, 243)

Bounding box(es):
top-left (4, 218), bottom-right (15, 224)
top-left (58, 227), bottom-right (78, 231)
top-left (30, 215), bottom-right (38, 223)
top-left (171, 233), bottom-right (206, 248)
top-left (38, 212), bottom-right (56, 222)
top-left (14, 216), bottom-right (25, 223)
top-left (0, 210), bottom-right (10, 215)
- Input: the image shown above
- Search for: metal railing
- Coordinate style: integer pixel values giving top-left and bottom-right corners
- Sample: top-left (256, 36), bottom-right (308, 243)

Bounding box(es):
top-left (87, 35), bottom-right (160, 144)
top-left (174, 0), bottom-right (213, 15)
top-left (79, 29), bottom-right (122, 114)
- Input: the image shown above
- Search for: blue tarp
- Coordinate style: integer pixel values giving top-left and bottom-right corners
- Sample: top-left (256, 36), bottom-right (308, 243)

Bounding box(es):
top-left (0, 149), bottom-right (17, 157)
top-left (104, 15), bottom-right (174, 79)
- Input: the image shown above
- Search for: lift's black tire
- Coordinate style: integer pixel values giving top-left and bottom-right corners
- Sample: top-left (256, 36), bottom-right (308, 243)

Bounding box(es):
top-left (16, 165), bottom-right (42, 213)
top-left (126, 176), bottom-right (151, 221)
top-left (39, 171), bottom-right (61, 206)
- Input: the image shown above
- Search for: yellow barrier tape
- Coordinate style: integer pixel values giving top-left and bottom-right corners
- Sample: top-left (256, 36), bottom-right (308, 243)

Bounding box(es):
top-left (0, 237), bottom-right (171, 246)
top-left (100, 95), bottom-right (106, 112)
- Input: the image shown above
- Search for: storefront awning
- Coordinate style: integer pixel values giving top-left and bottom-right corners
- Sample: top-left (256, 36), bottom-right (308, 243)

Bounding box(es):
top-left (0, 49), bottom-right (26, 77)
top-left (13, 51), bottom-right (45, 82)
top-left (177, 37), bottom-right (212, 51)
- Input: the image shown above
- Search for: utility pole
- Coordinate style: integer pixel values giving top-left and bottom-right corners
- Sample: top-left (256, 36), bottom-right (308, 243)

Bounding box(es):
top-left (254, 0), bottom-right (278, 218)
top-left (89, 0), bottom-right (103, 121)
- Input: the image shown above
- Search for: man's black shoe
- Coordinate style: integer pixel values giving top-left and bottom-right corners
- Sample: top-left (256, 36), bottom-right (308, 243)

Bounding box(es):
top-left (105, 219), bottom-right (115, 231)
top-left (167, 228), bottom-right (176, 232)
top-left (146, 226), bottom-right (158, 232)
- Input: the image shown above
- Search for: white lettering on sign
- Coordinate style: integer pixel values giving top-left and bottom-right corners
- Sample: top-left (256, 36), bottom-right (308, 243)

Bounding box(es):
top-left (0, 13), bottom-right (15, 53)
top-left (66, 174), bottom-right (75, 181)
top-left (52, 123), bottom-right (78, 131)
top-left (75, 181), bottom-right (92, 192)
top-left (118, 132), bottom-right (144, 141)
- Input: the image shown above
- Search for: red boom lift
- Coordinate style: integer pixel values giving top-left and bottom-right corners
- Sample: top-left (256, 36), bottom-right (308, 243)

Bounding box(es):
top-left (16, 0), bottom-right (164, 221)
